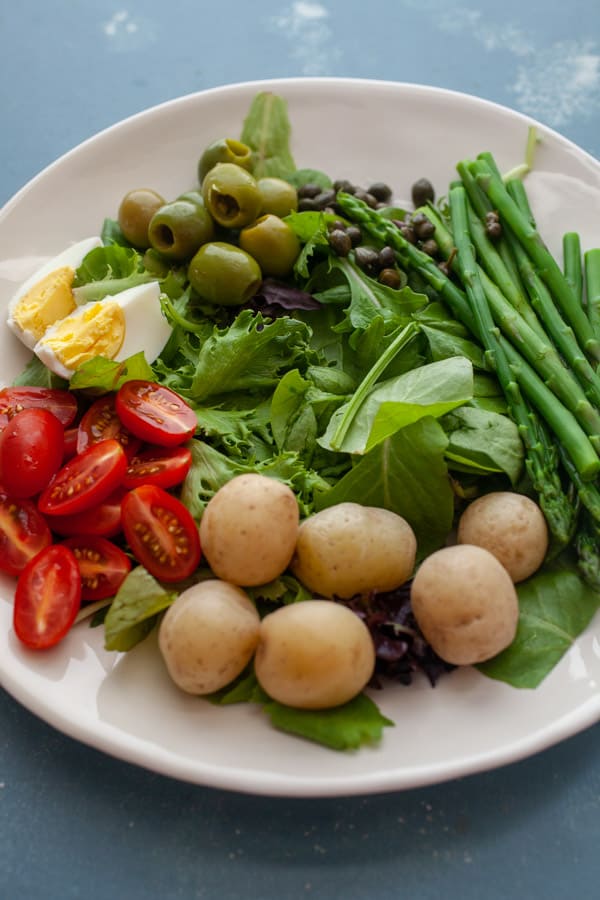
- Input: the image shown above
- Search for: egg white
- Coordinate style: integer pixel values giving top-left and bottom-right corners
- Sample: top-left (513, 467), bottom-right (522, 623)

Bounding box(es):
top-left (33, 281), bottom-right (172, 380)
top-left (6, 237), bottom-right (103, 349)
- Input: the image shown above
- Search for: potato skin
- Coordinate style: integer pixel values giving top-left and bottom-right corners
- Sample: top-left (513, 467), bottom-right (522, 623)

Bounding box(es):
top-left (411, 544), bottom-right (519, 666)
top-left (199, 473), bottom-right (300, 586)
top-left (457, 491), bottom-right (548, 583)
top-left (290, 502), bottom-right (416, 599)
top-left (158, 580), bottom-right (260, 694)
top-left (254, 600), bottom-right (376, 709)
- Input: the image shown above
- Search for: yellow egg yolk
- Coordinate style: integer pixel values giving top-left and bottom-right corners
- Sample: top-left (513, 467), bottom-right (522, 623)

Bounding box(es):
top-left (42, 300), bottom-right (126, 372)
top-left (12, 266), bottom-right (77, 340)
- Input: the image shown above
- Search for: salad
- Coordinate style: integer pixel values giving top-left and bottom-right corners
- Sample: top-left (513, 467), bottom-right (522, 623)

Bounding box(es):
top-left (1, 91), bottom-right (599, 753)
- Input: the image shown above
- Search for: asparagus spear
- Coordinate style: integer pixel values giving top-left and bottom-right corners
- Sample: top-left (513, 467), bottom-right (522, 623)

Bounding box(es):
top-left (584, 248), bottom-right (600, 340)
top-left (469, 157), bottom-right (600, 361)
top-left (562, 233), bottom-right (583, 306)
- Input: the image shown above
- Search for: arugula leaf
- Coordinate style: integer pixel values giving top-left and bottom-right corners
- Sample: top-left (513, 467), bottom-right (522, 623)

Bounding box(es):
top-left (104, 567), bottom-right (177, 651)
top-left (240, 91), bottom-right (296, 179)
top-left (479, 564), bottom-right (600, 688)
top-left (68, 351), bottom-right (155, 392)
top-left (317, 418), bottom-right (455, 559)
top-left (72, 245), bottom-right (155, 303)
top-left (442, 405), bottom-right (524, 484)
top-left (332, 257), bottom-right (427, 331)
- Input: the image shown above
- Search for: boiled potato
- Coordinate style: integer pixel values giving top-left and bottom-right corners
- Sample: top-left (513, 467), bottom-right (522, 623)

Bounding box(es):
top-left (290, 502), bottom-right (416, 599)
top-left (199, 473), bottom-right (299, 586)
top-left (411, 544), bottom-right (519, 666)
top-left (457, 491), bottom-right (548, 582)
top-left (254, 600), bottom-right (375, 709)
top-left (158, 579), bottom-right (260, 694)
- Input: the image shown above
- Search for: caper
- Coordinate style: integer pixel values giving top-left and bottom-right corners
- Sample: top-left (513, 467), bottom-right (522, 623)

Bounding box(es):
top-left (239, 214), bottom-right (300, 278)
top-left (393, 220), bottom-right (417, 244)
top-left (118, 188), bottom-right (166, 249)
top-left (297, 197), bottom-right (321, 212)
top-left (354, 245), bottom-right (380, 274)
top-left (314, 189), bottom-right (336, 209)
top-left (378, 246), bottom-right (396, 269)
top-left (353, 189), bottom-right (378, 209)
top-left (346, 225), bottom-right (363, 247)
top-left (421, 238), bottom-right (440, 258)
top-left (188, 242), bottom-right (262, 306)
top-left (328, 229), bottom-right (352, 257)
top-left (378, 268), bottom-right (401, 289)
top-left (368, 182), bottom-right (392, 203)
top-left (485, 210), bottom-right (502, 240)
top-left (297, 183), bottom-right (322, 199)
top-left (148, 199), bottom-right (215, 261)
top-left (333, 179), bottom-right (356, 194)
top-left (257, 177), bottom-right (298, 217)
top-left (197, 138), bottom-right (253, 184)
top-left (411, 212), bottom-right (435, 240)
top-left (411, 177), bottom-right (435, 207)
top-left (202, 163), bottom-right (262, 229)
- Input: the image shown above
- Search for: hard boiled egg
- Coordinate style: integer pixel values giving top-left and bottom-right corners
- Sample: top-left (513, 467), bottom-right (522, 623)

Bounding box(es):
top-left (6, 237), bottom-right (102, 349)
top-left (33, 281), bottom-right (172, 379)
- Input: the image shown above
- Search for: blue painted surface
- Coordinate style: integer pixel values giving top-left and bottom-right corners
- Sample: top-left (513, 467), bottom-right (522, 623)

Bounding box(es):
top-left (2, 2), bottom-right (600, 898)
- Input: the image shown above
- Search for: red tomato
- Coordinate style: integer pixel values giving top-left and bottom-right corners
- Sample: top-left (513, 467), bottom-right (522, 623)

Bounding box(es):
top-left (61, 535), bottom-right (132, 601)
top-left (13, 544), bottom-right (81, 649)
top-left (0, 490), bottom-right (53, 576)
top-left (123, 445), bottom-right (193, 490)
top-left (115, 380), bottom-right (197, 447)
top-left (121, 484), bottom-right (201, 582)
top-left (0, 408), bottom-right (65, 498)
top-left (38, 439), bottom-right (127, 517)
top-left (0, 386), bottom-right (78, 430)
top-left (77, 394), bottom-right (141, 458)
top-left (47, 486), bottom-right (126, 538)
top-left (63, 427), bottom-right (79, 462)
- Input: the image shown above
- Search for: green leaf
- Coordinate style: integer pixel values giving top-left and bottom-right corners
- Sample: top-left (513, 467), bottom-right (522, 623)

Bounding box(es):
top-left (479, 564), bottom-right (600, 688)
top-left (100, 217), bottom-right (134, 248)
top-left (317, 418), bottom-right (454, 559)
top-left (442, 405), bottom-right (524, 484)
top-left (284, 168), bottom-right (332, 190)
top-left (68, 351), bottom-right (155, 392)
top-left (240, 91), bottom-right (296, 179)
top-left (259, 692), bottom-right (394, 751)
top-left (421, 323), bottom-right (488, 370)
top-left (11, 354), bottom-right (68, 388)
top-left (72, 244), bottom-right (155, 303)
top-left (333, 257), bottom-right (427, 331)
top-left (104, 567), bottom-right (177, 652)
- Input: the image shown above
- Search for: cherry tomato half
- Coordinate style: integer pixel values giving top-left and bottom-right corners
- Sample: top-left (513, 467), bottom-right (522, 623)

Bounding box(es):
top-left (0, 386), bottom-right (78, 430)
top-left (38, 439), bottom-right (127, 517)
top-left (0, 408), bottom-right (65, 498)
top-left (0, 490), bottom-right (52, 576)
top-left (47, 486), bottom-right (127, 538)
top-left (77, 394), bottom-right (141, 458)
top-left (121, 483), bottom-right (201, 582)
top-left (13, 544), bottom-right (81, 649)
top-left (123, 445), bottom-right (193, 490)
top-left (61, 535), bottom-right (132, 601)
top-left (63, 427), bottom-right (79, 462)
top-left (115, 380), bottom-right (197, 448)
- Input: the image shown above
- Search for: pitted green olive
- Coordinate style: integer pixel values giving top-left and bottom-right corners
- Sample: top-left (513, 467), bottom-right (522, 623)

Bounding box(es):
top-left (118, 188), bottom-right (166, 249)
top-left (148, 200), bottom-right (215, 261)
top-left (188, 241), bottom-right (262, 306)
top-left (257, 177), bottom-right (298, 217)
top-left (202, 163), bottom-right (262, 229)
top-left (198, 138), bottom-right (254, 184)
top-left (177, 189), bottom-right (205, 206)
top-left (239, 214), bottom-right (301, 278)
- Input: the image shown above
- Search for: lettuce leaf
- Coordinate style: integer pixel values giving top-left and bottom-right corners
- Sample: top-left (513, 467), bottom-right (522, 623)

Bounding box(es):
top-left (104, 567), bottom-right (177, 651)
top-left (239, 91), bottom-right (296, 179)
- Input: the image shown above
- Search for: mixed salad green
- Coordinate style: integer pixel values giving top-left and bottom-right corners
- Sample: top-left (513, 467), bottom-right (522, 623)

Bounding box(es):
top-left (8, 91), bottom-right (600, 751)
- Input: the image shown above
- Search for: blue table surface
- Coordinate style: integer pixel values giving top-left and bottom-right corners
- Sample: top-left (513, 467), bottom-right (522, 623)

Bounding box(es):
top-left (2, 2), bottom-right (600, 898)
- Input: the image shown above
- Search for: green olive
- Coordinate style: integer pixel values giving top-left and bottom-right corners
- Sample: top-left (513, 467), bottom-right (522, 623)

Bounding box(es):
top-left (188, 242), bottom-right (262, 306)
top-left (198, 138), bottom-right (253, 184)
top-left (177, 189), bottom-right (205, 206)
top-left (239, 214), bottom-right (301, 278)
top-left (257, 177), bottom-right (298, 218)
top-left (148, 200), bottom-right (215, 261)
top-left (202, 163), bottom-right (262, 229)
top-left (118, 188), bottom-right (165, 249)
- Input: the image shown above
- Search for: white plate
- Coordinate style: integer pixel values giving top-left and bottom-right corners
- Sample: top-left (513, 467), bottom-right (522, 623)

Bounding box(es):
top-left (1, 78), bottom-right (600, 798)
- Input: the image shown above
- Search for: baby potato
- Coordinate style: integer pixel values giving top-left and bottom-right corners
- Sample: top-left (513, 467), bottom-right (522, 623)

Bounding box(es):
top-left (158, 579), bottom-right (260, 694)
top-left (411, 544), bottom-right (519, 666)
top-left (199, 473), bottom-right (300, 586)
top-left (254, 600), bottom-right (375, 709)
top-left (290, 502), bottom-right (416, 599)
top-left (457, 491), bottom-right (548, 583)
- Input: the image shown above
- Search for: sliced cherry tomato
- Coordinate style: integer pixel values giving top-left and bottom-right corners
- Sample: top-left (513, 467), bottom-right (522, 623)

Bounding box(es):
top-left (115, 380), bottom-right (197, 448)
top-left (0, 386), bottom-right (78, 430)
top-left (47, 486), bottom-right (126, 538)
top-left (13, 544), bottom-right (81, 649)
top-left (0, 490), bottom-right (53, 575)
top-left (77, 394), bottom-right (141, 458)
top-left (123, 445), bottom-right (193, 490)
top-left (63, 427), bottom-right (79, 462)
top-left (0, 408), bottom-right (65, 498)
top-left (121, 483), bottom-right (201, 582)
top-left (61, 535), bottom-right (132, 601)
top-left (38, 438), bottom-right (127, 517)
